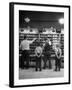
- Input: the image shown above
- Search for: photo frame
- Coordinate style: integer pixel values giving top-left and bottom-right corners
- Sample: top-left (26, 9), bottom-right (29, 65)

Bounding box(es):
top-left (9, 2), bottom-right (70, 87)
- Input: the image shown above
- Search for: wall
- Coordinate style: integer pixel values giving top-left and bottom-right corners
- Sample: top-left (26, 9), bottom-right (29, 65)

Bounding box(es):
top-left (20, 21), bottom-right (63, 30)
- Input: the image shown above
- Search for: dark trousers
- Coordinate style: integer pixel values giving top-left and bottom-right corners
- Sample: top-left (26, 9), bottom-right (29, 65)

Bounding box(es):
top-left (21, 50), bottom-right (29, 69)
top-left (43, 53), bottom-right (51, 69)
top-left (35, 56), bottom-right (42, 71)
top-left (55, 57), bottom-right (61, 71)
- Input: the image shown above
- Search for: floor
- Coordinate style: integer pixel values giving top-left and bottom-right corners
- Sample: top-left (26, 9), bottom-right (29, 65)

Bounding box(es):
top-left (19, 68), bottom-right (64, 79)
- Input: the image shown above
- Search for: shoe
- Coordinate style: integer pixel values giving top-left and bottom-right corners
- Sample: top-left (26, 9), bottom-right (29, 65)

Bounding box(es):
top-left (36, 69), bottom-right (38, 71)
top-left (59, 69), bottom-right (60, 71)
top-left (54, 69), bottom-right (57, 71)
top-left (43, 67), bottom-right (46, 69)
top-left (39, 69), bottom-right (42, 71)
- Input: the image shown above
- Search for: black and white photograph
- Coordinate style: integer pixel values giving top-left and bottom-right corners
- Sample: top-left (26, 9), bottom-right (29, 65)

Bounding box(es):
top-left (9, 2), bottom-right (70, 87)
top-left (19, 10), bottom-right (64, 79)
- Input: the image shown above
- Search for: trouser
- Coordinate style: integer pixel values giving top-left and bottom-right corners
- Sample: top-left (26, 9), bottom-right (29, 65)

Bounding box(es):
top-left (35, 56), bottom-right (42, 71)
top-left (21, 50), bottom-right (29, 69)
top-left (55, 57), bottom-right (61, 71)
top-left (43, 53), bottom-right (51, 69)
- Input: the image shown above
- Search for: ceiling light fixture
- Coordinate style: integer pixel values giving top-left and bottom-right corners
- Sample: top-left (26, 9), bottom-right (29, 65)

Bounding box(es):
top-left (59, 18), bottom-right (64, 24)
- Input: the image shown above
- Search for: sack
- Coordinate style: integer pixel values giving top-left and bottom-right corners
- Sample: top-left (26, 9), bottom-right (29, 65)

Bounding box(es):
top-left (35, 46), bottom-right (42, 57)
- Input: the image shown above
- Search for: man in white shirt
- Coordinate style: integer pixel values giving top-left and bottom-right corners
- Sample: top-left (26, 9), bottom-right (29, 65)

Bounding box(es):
top-left (20, 35), bottom-right (36, 69)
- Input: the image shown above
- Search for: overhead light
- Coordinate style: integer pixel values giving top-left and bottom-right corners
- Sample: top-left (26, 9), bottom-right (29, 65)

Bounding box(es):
top-left (59, 18), bottom-right (64, 24)
top-left (24, 17), bottom-right (30, 23)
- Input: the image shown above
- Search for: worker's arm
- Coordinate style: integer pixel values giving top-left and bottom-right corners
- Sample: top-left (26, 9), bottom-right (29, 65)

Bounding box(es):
top-left (29, 38), bottom-right (37, 44)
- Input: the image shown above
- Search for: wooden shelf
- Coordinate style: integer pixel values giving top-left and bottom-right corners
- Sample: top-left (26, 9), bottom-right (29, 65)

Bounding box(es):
top-left (19, 33), bottom-right (64, 61)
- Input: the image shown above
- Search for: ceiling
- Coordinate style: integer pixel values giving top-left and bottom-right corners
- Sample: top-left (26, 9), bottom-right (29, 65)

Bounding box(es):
top-left (19, 10), bottom-right (64, 23)
top-left (19, 10), bottom-right (64, 29)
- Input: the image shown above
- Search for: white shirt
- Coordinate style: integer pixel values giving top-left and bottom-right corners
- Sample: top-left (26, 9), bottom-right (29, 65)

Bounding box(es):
top-left (20, 40), bottom-right (33, 50)
top-left (55, 48), bottom-right (62, 59)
